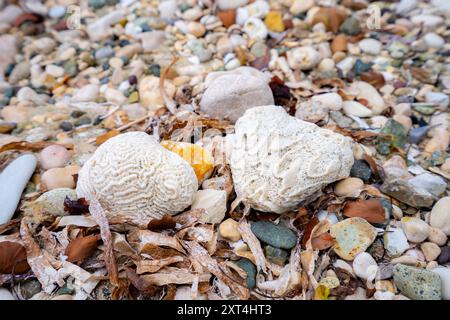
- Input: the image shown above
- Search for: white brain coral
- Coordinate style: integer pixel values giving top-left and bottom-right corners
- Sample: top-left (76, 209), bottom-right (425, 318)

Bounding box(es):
top-left (230, 105), bottom-right (354, 213)
top-left (76, 132), bottom-right (198, 223)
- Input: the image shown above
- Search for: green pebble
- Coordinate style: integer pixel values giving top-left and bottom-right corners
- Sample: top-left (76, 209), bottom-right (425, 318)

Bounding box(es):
top-left (393, 264), bottom-right (442, 300)
top-left (235, 259), bottom-right (256, 289)
top-left (251, 221), bottom-right (297, 249)
top-left (264, 245), bottom-right (288, 265)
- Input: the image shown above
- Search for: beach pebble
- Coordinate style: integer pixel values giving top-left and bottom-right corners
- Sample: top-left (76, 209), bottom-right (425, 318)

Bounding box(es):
top-left (432, 267), bottom-right (450, 300)
top-left (26, 188), bottom-right (77, 216)
top-left (350, 160), bottom-right (371, 182)
top-left (401, 217), bottom-right (430, 243)
top-left (290, 0), bottom-right (315, 15)
top-left (0, 154), bottom-right (37, 224)
top-left (330, 217), bottom-right (377, 261)
top-left (353, 252), bottom-right (378, 281)
top-left (243, 18), bottom-right (268, 40)
top-left (411, 15), bottom-right (444, 28)
top-left (219, 218), bottom-right (241, 242)
top-left (349, 81), bottom-right (385, 115)
top-left (425, 92), bottom-right (449, 110)
top-left (236, 1), bottom-right (270, 25)
top-left (191, 189), bottom-right (227, 224)
top-left (311, 93), bottom-right (343, 111)
top-left (396, 0), bottom-right (417, 15)
top-left (41, 165), bottom-right (80, 190)
top-left (287, 46), bottom-right (321, 70)
top-left (428, 227), bottom-right (447, 246)
top-left (235, 258), bottom-right (256, 288)
top-left (71, 84), bottom-right (99, 102)
top-left (430, 197), bottom-right (450, 236)
top-left (421, 242), bottom-right (441, 261)
top-left (343, 101), bottom-right (373, 117)
top-left (39, 145), bottom-right (71, 170)
top-left (140, 31), bottom-right (166, 52)
top-left (200, 73), bottom-right (274, 123)
top-left (384, 225), bottom-right (409, 257)
top-left (217, 0), bottom-right (248, 11)
top-left (334, 177), bottom-right (364, 198)
top-left (393, 264), bottom-right (441, 300)
top-left (423, 33), bottom-right (445, 49)
top-left (0, 288), bottom-right (15, 300)
top-left (408, 173), bottom-right (446, 198)
top-left (251, 221), bottom-right (297, 249)
top-left (138, 75), bottom-right (176, 111)
top-left (358, 38), bottom-right (382, 55)
top-left (380, 178), bottom-right (434, 208)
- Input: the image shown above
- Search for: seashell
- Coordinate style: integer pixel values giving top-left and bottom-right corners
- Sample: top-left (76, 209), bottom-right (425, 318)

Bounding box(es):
top-left (230, 105), bottom-right (354, 213)
top-left (76, 132), bottom-right (198, 223)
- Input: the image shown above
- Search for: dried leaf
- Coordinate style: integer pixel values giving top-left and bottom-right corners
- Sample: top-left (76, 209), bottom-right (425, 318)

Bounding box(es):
top-left (95, 129), bottom-right (120, 145)
top-left (56, 215), bottom-right (98, 228)
top-left (362, 154), bottom-right (380, 179)
top-left (0, 218), bottom-right (21, 235)
top-left (141, 267), bottom-right (211, 286)
top-left (0, 141), bottom-right (72, 154)
top-left (360, 71), bottom-right (385, 89)
top-left (125, 267), bottom-right (158, 297)
top-left (65, 234), bottom-right (101, 263)
top-left (301, 217), bottom-right (319, 247)
top-left (134, 230), bottom-right (185, 254)
top-left (238, 219), bottom-right (267, 274)
top-left (311, 233), bottom-right (335, 251)
top-left (343, 199), bottom-right (386, 223)
top-left (88, 198), bottom-right (119, 288)
top-left (0, 241), bottom-right (30, 274)
top-left (147, 214), bottom-right (176, 232)
top-left (135, 256), bottom-right (184, 274)
top-left (183, 241), bottom-right (250, 300)
top-left (63, 197), bottom-right (90, 215)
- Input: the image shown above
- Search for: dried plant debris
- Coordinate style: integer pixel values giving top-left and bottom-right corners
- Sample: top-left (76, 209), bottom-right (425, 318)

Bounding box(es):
top-left (0, 0), bottom-right (449, 301)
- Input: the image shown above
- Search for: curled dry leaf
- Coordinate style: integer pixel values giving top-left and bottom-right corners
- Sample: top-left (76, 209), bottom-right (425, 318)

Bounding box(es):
top-left (125, 267), bottom-right (158, 297)
top-left (0, 241), bottom-right (30, 274)
top-left (95, 129), bottom-right (120, 145)
top-left (133, 230), bottom-right (185, 254)
top-left (135, 256), bottom-right (184, 274)
top-left (343, 199), bottom-right (386, 223)
top-left (63, 197), bottom-right (90, 215)
top-left (172, 209), bottom-right (204, 228)
top-left (238, 219), bottom-right (267, 274)
top-left (147, 214), bottom-right (176, 232)
top-left (311, 233), bottom-right (334, 251)
top-left (140, 267), bottom-right (211, 286)
top-left (56, 215), bottom-right (98, 228)
top-left (65, 234), bottom-right (101, 263)
top-left (183, 241), bottom-right (250, 300)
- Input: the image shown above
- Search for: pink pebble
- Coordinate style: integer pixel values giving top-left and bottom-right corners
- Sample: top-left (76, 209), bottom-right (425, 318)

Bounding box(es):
top-left (39, 145), bottom-right (71, 170)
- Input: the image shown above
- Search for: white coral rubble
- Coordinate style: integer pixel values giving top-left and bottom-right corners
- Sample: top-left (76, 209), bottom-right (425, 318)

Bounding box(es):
top-left (76, 132), bottom-right (198, 223)
top-left (230, 105), bottom-right (354, 213)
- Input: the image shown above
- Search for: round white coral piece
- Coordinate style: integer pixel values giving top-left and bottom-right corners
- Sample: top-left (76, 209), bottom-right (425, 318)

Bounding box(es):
top-left (230, 105), bottom-right (354, 213)
top-left (76, 132), bottom-right (198, 222)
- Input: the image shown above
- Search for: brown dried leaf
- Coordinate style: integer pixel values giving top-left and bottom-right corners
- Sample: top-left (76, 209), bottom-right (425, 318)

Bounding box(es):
top-left (301, 217), bottom-right (319, 247)
top-left (147, 214), bottom-right (176, 232)
top-left (362, 154), bottom-right (380, 179)
top-left (0, 218), bottom-right (21, 235)
top-left (172, 209), bottom-right (204, 228)
top-left (311, 233), bottom-right (334, 251)
top-left (125, 267), bottom-right (158, 297)
top-left (360, 71), bottom-right (385, 89)
top-left (343, 199), bottom-right (386, 223)
top-left (134, 230), bottom-right (185, 254)
top-left (0, 241), bottom-right (30, 274)
top-left (65, 234), bottom-right (101, 263)
top-left (95, 129), bottom-right (120, 145)
top-left (183, 241), bottom-right (250, 300)
top-left (135, 256), bottom-right (184, 274)
top-left (63, 197), bottom-right (90, 215)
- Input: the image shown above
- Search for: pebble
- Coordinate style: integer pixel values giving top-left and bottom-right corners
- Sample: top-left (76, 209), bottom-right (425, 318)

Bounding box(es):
top-left (350, 81), bottom-right (385, 115)
top-left (396, 0), bottom-right (418, 15)
top-left (243, 18), bottom-right (268, 40)
top-left (138, 75), bottom-right (175, 111)
top-left (9, 62), bottom-right (30, 84)
top-left (393, 264), bottom-right (442, 300)
top-left (429, 197), bottom-right (450, 236)
top-left (380, 178), bottom-right (435, 208)
top-left (38, 145), bottom-right (71, 170)
top-left (27, 188), bottom-right (77, 216)
top-left (41, 165), bottom-right (80, 190)
top-left (425, 92), bottom-right (449, 111)
top-left (264, 245), bottom-right (288, 265)
top-left (420, 242), bottom-right (441, 261)
top-left (200, 72), bottom-right (274, 123)
top-left (219, 218), bottom-right (241, 242)
top-left (438, 247), bottom-right (450, 265)
top-left (0, 154), bottom-right (37, 224)
top-left (48, 6), bottom-right (66, 19)
top-left (427, 227), bottom-right (447, 246)
top-left (401, 217), bottom-right (430, 243)
top-left (408, 173), bottom-right (446, 198)
top-left (0, 288), bottom-right (15, 300)
top-left (350, 160), bottom-right (371, 182)
top-left (353, 252), bottom-right (378, 281)
top-left (95, 47), bottom-right (115, 60)
top-left (334, 177), bottom-right (364, 198)
top-left (384, 225), bottom-right (410, 257)
top-left (235, 258), bottom-right (256, 289)
top-left (140, 31), bottom-right (166, 52)
top-left (71, 84), bottom-right (99, 102)
top-left (343, 101), bottom-right (373, 117)
top-left (330, 217), bottom-right (377, 261)
top-left (340, 17), bottom-right (361, 36)
top-left (287, 46), bottom-right (321, 70)
top-left (358, 38), bottom-right (382, 55)
top-left (217, 0), bottom-right (248, 11)
top-left (251, 221), bottom-right (297, 249)
top-left (311, 93), bottom-right (343, 111)
top-left (331, 34), bottom-right (347, 53)
top-left (423, 33), bottom-right (445, 50)
top-left (432, 267), bottom-right (450, 300)
top-left (191, 189), bottom-right (227, 224)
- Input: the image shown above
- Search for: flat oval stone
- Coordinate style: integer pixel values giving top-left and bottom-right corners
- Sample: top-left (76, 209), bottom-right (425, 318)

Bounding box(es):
top-left (235, 258), bottom-right (256, 289)
top-left (330, 217), bottom-right (377, 261)
top-left (393, 264), bottom-right (442, 300)
top-left (251, 221), bottom-right (297, 249)
top-left (0, 154), bottom-right (37, 224)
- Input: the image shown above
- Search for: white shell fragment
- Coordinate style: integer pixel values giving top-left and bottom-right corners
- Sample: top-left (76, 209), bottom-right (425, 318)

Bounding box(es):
top-left (76, 132), bottom-right (198, 223)
top-left (230, 105), bottom-right (354, 213)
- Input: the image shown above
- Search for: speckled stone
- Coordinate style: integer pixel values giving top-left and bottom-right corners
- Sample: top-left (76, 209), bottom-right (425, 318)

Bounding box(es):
top-left (393, 264), bottom-right (442, 300)
top-left (350, 160), bottom-right (371, 182)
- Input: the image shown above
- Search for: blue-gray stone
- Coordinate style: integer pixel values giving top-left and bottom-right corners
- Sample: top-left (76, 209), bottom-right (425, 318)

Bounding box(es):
top-left (235, 258), bottom-right (256, 289)
top-left (251, 221), bottom-right (297, 249)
